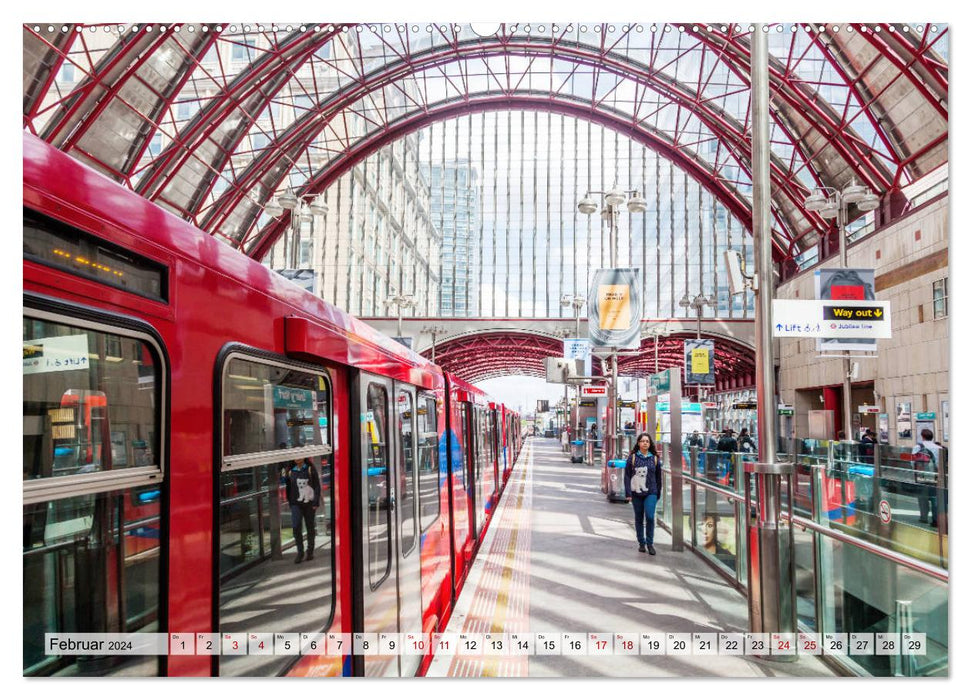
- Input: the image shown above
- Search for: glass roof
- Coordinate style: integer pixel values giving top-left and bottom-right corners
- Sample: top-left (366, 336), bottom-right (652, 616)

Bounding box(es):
top-left (24, 22), bottom-right (948, 264)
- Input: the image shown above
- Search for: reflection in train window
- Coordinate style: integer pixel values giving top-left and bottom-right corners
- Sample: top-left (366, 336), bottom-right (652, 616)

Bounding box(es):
top-left (418, 395), bottom-right (441, 532)
top-left (22, 313), bottom-right (164, 677)
top-left (366, 383), bottom-right (391, 588)
top-left (23, 316), bottom-right (161, 481)
top-left (218, 357), bottom-right (334, 676)
top-left (398, 389), bottom-right (417, 556)
top-left (222, 358), bottom-right (329, 456)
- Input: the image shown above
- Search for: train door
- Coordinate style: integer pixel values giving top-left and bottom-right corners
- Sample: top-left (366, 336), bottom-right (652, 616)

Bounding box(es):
top-left (353, 374), bottom-right (422, 677)
top-left (394, 384), bottom-right (423, 677)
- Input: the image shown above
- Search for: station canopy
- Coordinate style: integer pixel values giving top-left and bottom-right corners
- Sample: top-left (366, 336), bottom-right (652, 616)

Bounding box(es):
top-left (24, 23), bottom-right (947, 257)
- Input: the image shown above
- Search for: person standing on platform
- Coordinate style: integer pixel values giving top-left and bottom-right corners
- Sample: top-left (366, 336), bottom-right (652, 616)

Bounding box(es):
top-left (624, 432), bottom-right (663, 555)
top-left (285, 457), bottom-right (321, 563)
top-left (912, 428), bottom-right (942, 527)
top-left (737, 428), bottom-right (756, 454)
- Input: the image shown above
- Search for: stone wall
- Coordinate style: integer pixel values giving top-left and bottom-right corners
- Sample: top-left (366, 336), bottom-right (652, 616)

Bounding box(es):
top-left (776, 195), bottom-right (949, 446)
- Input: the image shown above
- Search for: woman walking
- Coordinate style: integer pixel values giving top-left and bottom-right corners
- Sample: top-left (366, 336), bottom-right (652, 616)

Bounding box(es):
top-left (624, 432), bottom-right (663, 555)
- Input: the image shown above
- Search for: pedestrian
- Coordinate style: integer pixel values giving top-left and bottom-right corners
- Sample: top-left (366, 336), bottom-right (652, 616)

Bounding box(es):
top-left (912, 428), bottom-right (942, 527)
top-left (285, 457), bottom-right (321, 563)
top-left (588, 423), bottom-right (599, 443)
top-left (716, 428), bottom-right (738, 453)
top-left (737, 428), bottom-right (756, 454)
top-left (688, 430), bottom-right (704, 449)
top-left (624, 432), bottom-right (663, 555)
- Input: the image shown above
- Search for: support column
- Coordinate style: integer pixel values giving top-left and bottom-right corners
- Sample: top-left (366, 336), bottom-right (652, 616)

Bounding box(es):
top-left (749, 23), bottom-right (795, 653)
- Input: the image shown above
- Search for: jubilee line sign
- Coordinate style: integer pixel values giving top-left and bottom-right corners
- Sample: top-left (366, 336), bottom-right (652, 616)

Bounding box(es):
top-left (771, 299), bottom-right (892, 339)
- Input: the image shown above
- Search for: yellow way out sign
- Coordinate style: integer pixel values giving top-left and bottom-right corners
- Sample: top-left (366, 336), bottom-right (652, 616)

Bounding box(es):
top-left (771, 299), bottom-right (892, 338)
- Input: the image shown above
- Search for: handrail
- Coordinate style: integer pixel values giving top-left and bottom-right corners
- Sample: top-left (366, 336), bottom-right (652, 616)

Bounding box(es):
top-left (661, 462), bottom-right (949, 584)
top-left (785, 513), bottom-right (948, 583)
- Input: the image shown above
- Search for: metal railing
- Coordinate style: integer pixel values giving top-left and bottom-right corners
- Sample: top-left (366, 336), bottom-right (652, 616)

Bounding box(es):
top-left (655, 440), bottom-right (948, 677)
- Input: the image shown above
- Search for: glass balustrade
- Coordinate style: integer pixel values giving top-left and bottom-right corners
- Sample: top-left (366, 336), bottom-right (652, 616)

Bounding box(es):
top-left (655, 437), bottom-right (948, 676)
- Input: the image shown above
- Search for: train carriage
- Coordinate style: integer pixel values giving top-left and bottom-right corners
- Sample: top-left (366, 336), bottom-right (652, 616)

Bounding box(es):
top-left (22, 133), bottom-right (517, 678)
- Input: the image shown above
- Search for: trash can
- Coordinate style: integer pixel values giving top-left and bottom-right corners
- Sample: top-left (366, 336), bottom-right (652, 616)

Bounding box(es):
top-left (606, 459), bottom-right (628, 502)
top-left (570, 440), bottom-right (585, 463)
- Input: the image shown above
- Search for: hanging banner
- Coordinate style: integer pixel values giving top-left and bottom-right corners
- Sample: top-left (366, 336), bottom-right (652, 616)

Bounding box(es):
top-left (563, 338), bottom-right (593, 377)
top-left (684, 339), bottom-right (715, 385)
top-left (588, 268), bottom-right (642, 349)
top-left (815, 268), bottom-right (877, 353)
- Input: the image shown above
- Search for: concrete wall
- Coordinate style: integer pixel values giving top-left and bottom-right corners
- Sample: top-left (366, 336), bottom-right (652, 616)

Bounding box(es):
top-left (776, 195), bottom-right (949, 446)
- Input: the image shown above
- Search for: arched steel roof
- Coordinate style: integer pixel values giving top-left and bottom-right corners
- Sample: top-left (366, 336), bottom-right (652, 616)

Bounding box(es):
top-left (428, 329), bottom-right (755, 385)
top-left (23, 22), bottom-right (948, 270)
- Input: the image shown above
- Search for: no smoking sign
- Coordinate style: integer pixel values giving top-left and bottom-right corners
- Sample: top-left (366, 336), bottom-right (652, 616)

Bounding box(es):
top-left (879, 500), bottom-right (892, 524)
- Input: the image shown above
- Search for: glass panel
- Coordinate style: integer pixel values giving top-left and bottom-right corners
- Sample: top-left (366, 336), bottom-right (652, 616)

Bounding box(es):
top-left (23, 487), bottom-right (161, 676)
top-left (366, 384), bottom-right (391, 587)
top-left (219, 451), bottom-right (335, 676)
top-left (817, 535), bottom-right (948, 676)
top-left (223, 358), bottom-right (328, 456)
top-left (23, 316), bottom-right (160, 481)
top-left (397, 389), bottom-right (416, 556)
top-left (794, 524), bottom-right (816, 630)
top-left (694, 487), bottom-right (738, 576)
top-left (418, 396), bottom-right (441, 531)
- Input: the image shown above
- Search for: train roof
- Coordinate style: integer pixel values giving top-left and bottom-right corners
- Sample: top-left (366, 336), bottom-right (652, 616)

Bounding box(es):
top-left (23, 133), bottom-right (442, 387)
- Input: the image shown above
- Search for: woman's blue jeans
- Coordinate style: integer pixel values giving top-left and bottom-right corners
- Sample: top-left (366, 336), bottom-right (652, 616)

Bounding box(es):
top-left (631, 493), bottom-right (659, 546)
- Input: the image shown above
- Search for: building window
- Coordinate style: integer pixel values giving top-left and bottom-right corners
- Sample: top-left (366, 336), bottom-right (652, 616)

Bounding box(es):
top-left (932, 278), bottom-right (948, 319)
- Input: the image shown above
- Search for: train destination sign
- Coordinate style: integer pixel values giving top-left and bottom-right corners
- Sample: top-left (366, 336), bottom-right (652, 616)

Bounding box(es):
top-left (772, 299), bottom-right (892, 339)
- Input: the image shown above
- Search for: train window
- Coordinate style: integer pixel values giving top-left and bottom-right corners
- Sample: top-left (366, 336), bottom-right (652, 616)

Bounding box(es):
top-left (23, 315), bottom-right (162, 484)
top-left (24, 485), bottom-right (162, 676)
top-left (22, 310), bottom-right (165, 677)
top-left (365, 383), bottom-right (391, 588)
top-left (23, 209), bottom-right (168, 303)
top-left (397, 389), bottom-right (417, 556)
top-left (418, 394), bottom-right (440, 532)
top-left (222, 358), bottom-right (329, 456)
top-left (217, 356), bottom-right (334, 676)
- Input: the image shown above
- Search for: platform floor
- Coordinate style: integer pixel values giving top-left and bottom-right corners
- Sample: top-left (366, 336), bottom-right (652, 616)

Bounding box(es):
top-left (426, 437), bottom-right (837, 678)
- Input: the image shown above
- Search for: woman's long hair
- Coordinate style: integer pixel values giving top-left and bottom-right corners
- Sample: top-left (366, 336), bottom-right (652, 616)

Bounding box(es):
top-left (629, 432), bottom-right (658, 459)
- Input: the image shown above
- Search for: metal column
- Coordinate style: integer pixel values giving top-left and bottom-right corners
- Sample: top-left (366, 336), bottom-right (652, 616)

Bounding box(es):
top-left (749, 23), bottom-right (795, 650)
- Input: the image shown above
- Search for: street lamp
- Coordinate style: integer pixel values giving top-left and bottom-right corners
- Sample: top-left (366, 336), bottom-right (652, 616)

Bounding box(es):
top-left (642, 323), bottom-right (671, 377)
top-left (803, 180), bottom-right (880, 440)
top-left (385, 293), bottom-right (416, 340)
top-left (577, 187), bottom-right (646, 460)
top-left (264, 189), bottom-right (329, 269)
top-left (421, 325), bottom-right (447, 364)
top-left (561, 294), bottom-right (587, 438)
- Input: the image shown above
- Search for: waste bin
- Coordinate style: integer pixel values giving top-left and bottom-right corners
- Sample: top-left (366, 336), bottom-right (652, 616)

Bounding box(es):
top-left (606, 459), bottom-right (628, 502)
top-left (570, 440), bottom-right (585, 463)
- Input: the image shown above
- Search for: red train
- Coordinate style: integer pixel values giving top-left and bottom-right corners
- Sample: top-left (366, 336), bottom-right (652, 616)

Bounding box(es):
top-left (22, 133), bottom-right (522, 677)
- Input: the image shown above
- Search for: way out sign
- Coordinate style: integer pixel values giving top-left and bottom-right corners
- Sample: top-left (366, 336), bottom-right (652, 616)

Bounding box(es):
top-left (772, 299), bottom-right (892, 338)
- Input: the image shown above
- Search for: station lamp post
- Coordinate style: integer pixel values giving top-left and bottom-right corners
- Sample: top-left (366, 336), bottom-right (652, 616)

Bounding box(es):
top-left (679, 292), bottom-right (716, 400)
top-left (264, 188), bottom-right (329, 269)
top-left (561, 294), bottom-right (587, 438)
top-left (421, 325), bottom-right (447, 364)
top-left (803, 181), bottom-right (880, 440)
top-left (385, 293), bottom-right (416, 342)
top-left (577, 188), bottom-right (647, 460)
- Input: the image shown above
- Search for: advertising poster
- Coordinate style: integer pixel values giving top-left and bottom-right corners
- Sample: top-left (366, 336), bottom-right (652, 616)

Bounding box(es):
top-left (563, 338), bottom-right (593, 377)
top-left (684, 339), bottom-right (715, 385)
top-left (815, 268), bottom-right (877, 353)
top-left (896, 401), bottom-right (913, 441)
top-left (878, 413), bottom-right (890, 443)
top-left (588, 268), bottom-right (642, 349)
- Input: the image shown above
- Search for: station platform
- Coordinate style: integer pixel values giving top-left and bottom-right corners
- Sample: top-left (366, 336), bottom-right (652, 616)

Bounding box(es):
top-left (426, 437), bottom-right (837, 678)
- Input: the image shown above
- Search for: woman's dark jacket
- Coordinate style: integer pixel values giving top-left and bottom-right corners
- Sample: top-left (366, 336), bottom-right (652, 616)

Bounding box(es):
top-left (623, 450), bottom-right (663, 498)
